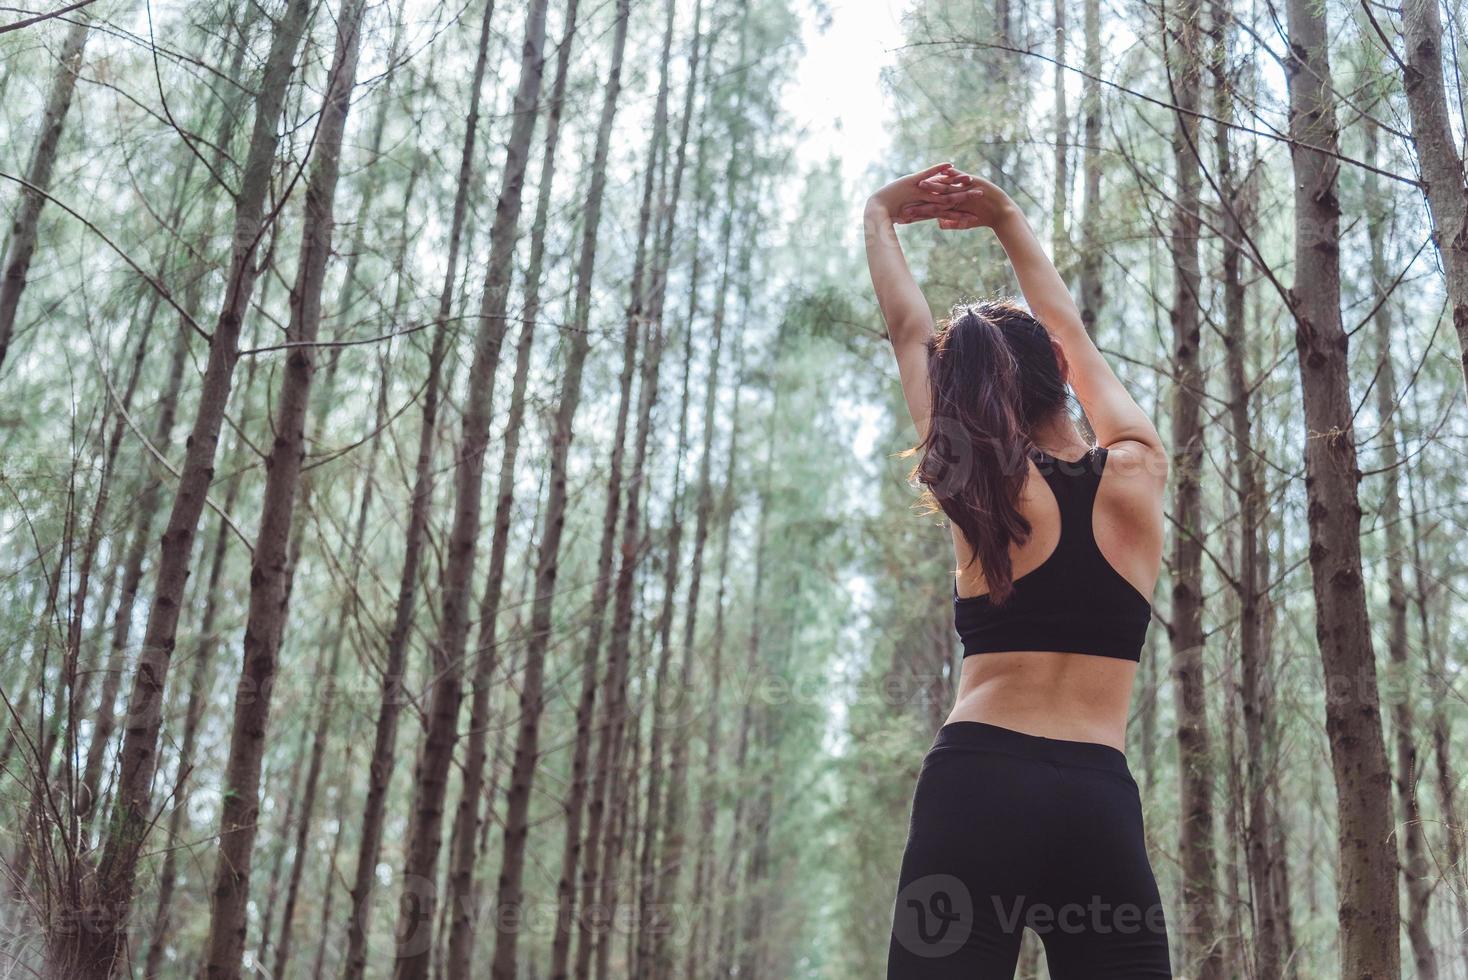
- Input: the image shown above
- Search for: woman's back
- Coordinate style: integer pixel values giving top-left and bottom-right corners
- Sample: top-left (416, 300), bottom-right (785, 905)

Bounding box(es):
top-left (946, 441), bottom-right (1165, 749)
top-left (950, 445), bottom-right (1164, 608)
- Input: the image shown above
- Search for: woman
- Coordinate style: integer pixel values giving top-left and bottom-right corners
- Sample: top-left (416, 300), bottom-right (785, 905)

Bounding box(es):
top-left (865, 164), bottom-right (1173, 979)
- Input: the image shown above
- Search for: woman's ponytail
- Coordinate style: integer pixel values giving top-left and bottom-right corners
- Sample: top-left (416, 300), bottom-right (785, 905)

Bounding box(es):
top-left (912, 302), bottom-right (1066, 603)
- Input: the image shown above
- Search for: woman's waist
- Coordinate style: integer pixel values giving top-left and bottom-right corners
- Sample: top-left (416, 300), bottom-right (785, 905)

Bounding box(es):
top-left (926, 719), bottom-right (1134, 777)
top-left (948, 652), bottom-right (1136, 750)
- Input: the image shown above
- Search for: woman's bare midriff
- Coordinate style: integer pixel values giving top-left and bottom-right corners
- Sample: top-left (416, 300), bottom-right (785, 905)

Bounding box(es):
top-left (945, 650), bottom-right (1138, 750)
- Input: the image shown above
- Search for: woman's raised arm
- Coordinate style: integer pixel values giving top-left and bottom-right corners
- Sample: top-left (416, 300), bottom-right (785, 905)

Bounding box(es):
top-left (864, 163), bottom-right (980, 437)
top-left (923, 172), bottom-right (1165, 463)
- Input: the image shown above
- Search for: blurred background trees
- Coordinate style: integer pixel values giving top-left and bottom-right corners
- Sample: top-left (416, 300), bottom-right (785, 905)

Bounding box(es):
top-left (0, 0), bottom-right (1463, 976)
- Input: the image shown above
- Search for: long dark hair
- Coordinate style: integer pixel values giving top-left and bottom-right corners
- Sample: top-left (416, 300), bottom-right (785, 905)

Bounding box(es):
top-left (913, 300), bottom-right (1068, 603)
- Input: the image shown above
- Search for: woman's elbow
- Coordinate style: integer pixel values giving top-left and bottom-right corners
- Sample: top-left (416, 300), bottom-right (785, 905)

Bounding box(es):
top-left (885, 315), bottom-right (933, 350)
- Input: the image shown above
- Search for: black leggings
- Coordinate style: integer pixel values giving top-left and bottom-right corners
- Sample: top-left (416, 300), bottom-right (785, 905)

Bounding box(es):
top-left (887, 722), bottom-right (1172, 978)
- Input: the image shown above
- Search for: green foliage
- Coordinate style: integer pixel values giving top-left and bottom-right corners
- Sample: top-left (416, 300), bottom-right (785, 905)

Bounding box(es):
top-left (0, 0), bottom-right (1465, 975)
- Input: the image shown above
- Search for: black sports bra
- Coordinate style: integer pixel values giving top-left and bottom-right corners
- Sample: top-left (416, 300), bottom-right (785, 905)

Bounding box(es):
top-left (953, 447), bottom-right (1152, 662)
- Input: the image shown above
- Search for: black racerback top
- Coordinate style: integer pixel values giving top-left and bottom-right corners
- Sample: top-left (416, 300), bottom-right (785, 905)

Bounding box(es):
top-left (953, 446), bottom-right (1152, 662)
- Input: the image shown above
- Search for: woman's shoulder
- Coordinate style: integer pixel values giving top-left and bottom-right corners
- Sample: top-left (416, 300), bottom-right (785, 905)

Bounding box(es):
top-left (1098, 439), bottom-right (1169, 490)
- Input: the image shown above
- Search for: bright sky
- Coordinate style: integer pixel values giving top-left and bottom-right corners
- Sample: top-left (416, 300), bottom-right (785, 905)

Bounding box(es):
top-left (785, 0), bottom-right (909, 228)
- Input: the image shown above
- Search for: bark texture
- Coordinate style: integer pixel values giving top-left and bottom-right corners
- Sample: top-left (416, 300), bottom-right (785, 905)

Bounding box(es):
top-left (391, 0), bottom-right (550, 975)
top-left (48, 4), bottom-right (314, 972)
top-left (1398, 0), bottom-right (1468, 398)
top-left (442, 0), bottom-right (579, 973)
top-left (200, 2), bottom-right (368, 972)
top-left (340, 3), bottom-right (496, 976)
top-left (1165, 0), bottom-right (1222, 970)
top-left (1284, 0), bottom-right (1401, 974)
top-left (1365, 118), bottom-right (1438, 980)
top-left (0, 13), bottom-right (89, 374)
top-left (536, 0), bottom-right (630, 957)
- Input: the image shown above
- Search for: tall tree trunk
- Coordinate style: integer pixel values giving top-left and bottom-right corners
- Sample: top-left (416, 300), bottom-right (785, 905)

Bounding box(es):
top-left (595, 682), bottom-right (643, 980)
top-left (686, 327), bottom-right (746, 980)
top-left (1051, 0), bottom-right (1068, 264)
top-left (1395, 0), bottom-right (1468, 398)
top-left (718, 345), bottom-right (781, 978)
top-left (200, 3), bottom-right (368, 973)
top-left (1218, 111), bottom-right (1292, 980)
top-left (442, 1), bottom-right (579, 973)
top-left (1209, 4), bottom-right (1294, 973)
top-left (0, 13), bottom-right (89, 374)
top-left (627, 8), bottom-right (706, 973)
top-left (139, 492), bottom-right (237, 978)
top-left (76, 319), bottom-right (190, 827)
top-left (1283, 0), bottom-right (1400, 974)
top-left (648, 49), bottom-right (719, 980)
top-left (1165, 0), bottom-right (1221, 970)
top-left (629, 345), bottom-right (673, 979)
top-left (1364, 117), bottom-right (1439, 980)
top-left (265, 577), bottom-right (341, 979)
top-left (340, 5), bottom-right (496, 977)
top-left (550, 242), bottom-right (639, 974)
top-left (63, 275), bottom-right (166, 784)
top-left (1258, 499), bottom-right (1296, 966)
top-left (1411, 459), bottom-right (1468, 974)
top-left (643, 340), bottom-right (695, 977)
top-left (1077, 0), bottom-right (1102, 336)
top-left (273, 349), bottom-right (395, 979)
top-left (256, 723), bottom-right (313, 972)
top-left (141, 358), bottom-right (258, 977)
top-left (53, 4), bottom-right (314, 973)
top-left (64, 1), bottom-right (259, 815)
top-left (540, 9), bottom-right (641, 971)
top-left (567, 5), bottom-right (674, 976)
top-left (390, 0), bottom-right (550, 976)
top-left (511, 1), bottom-right (630, 971)
top-left (512, 10), bottom-right (675, 979)
top-left (738, 721), bottom-right (774, 978)
top-left (1220, 655), bottom-right (1245, 975)
top-left (309, 759), bottom-right (351, 979)
top-left (269, 31), bottom-right (421, 963)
